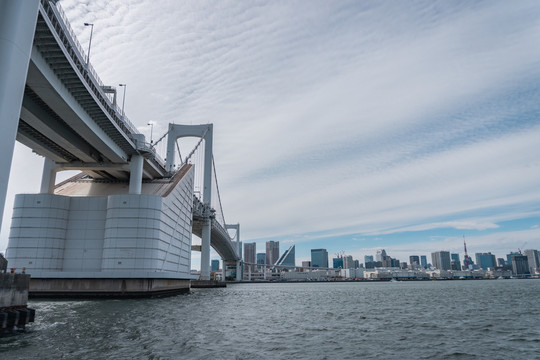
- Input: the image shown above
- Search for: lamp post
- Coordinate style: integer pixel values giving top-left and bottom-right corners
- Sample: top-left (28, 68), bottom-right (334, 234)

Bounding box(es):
top-left (118, 83), bottom-right (126, 118)
top-left (84, 22), bottom-right (94, 65)
top-left (147, 122), bottom-right (154, 143)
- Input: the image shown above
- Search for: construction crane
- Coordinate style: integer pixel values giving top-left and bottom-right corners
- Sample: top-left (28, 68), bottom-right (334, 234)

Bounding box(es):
top-left (518, 242), bottom-right (527, 255)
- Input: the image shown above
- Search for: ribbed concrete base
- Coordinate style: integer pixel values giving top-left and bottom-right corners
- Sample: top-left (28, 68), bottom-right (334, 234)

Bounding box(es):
top-left (30, 278), bottom-right (190, 298)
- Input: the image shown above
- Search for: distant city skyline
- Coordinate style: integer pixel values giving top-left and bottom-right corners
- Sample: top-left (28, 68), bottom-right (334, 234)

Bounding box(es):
top-left (206, 236), bottom-right (539, 272)
top-left (209, 241), bottom-right (540, 275)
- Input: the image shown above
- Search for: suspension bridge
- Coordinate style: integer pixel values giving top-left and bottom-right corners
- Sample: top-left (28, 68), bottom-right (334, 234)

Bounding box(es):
top-left (0, 0), bottom-right (241, 296)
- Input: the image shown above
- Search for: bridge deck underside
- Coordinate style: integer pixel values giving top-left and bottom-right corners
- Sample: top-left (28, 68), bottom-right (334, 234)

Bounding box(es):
top-left (192, 219), bottom-right (239, 262)
top-left (18, 3), bottom-right (166, 180)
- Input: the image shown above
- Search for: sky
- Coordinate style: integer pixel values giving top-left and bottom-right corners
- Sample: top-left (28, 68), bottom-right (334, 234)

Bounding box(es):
top-left (2, 0), bottom-right (540, 267)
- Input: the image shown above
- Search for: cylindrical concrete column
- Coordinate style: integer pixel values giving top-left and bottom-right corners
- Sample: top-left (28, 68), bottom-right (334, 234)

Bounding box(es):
top-left (0, 0), bottom-right (40, 233)
top-left (236, 260), bottom-right (241, 281)
top-left (200, 218), bottom-right (211, 280)
top-left (128, 154), bottom-right (144, 194)
top-left (222, 259), bottom-right (226, 281)
top-left (40, 158), bottom-right (57, 194)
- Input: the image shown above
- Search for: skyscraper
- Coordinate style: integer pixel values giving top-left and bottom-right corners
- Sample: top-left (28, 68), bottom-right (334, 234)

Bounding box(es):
top-left (475, 252), bottom-right (496, 270)
top-left (431, 251), bottom-right (451, 270)
top-left (420, 255), bottom-right (427, 268)
top-left (522, 249), bottom-right (539, 274)
top-left (343, 255), bottom-right (354, 269)
top-left (244, 242), bottom-right (256, 272)
top-left (275, 245), bottom-right (295, 267)
top-left (450, 253), bottom-right (461, 270)
top-left (409, 255), bottom-right (420, 266)
top-left (266, 241), bottom-right (280, 266)
top-left (364, 255), bottom-right (374, 265)
top-left (511, 255), bottom-right (530, 277)
top-left (333, 257), bottom-right (343, 269)
top-left (211, 259), bottom-right (220, 272)
top-left (311, 249), bottom-right (328, 268)
top-left (375, 249), bottom-right (387, 262)
top-left (506, 252), bottom-right (521, 265)
top-left (256, 252), bottom-right (266, 271)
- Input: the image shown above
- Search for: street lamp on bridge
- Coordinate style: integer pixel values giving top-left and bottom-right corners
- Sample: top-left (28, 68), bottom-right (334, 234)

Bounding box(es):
top-left (83, 22), bottom-right (94, 65)
top-left (118, 83), bottom-right (126, 118)
top-left (147, 122), bottom-right (154, 143)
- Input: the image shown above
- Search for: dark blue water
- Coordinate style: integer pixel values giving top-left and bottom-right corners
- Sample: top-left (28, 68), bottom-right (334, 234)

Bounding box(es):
top-left (1, 280), bottom-right (539, 359)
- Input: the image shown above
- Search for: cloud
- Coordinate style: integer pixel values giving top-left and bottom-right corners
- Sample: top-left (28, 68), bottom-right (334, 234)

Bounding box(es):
top-left (2, 1), bottom-right (540, 258)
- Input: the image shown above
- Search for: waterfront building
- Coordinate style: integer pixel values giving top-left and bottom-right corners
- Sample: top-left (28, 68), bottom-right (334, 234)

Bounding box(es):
top-left (376, 249), bottom-right (387, 262)
top-left (302, 260), bottom-right (311, 268)
top-left (450, 253), bottom-right (461, 270)
top-left (420, 255), bottom-right (428, 268)
top-left (211, 259), bottom-right (220, 272)
top-left (354, 260), bottom-right (360, 269)
top-left (365, 261), bottom-right (382, 269)
top-left (343, 255), bottom-right (354, 269)
top-left (364, 255), bottom-right (374, 264)
top-left (523, 249), bottom-right (540, 274)
top-left (511, 255), bottom-right (530, 277)
top-left (431, 251), bottom-right (451, 270)
top-left (475, 252), bottom-right (496, 270)
top-left (506, 252), bottom-right (521, 265)
top-left (497, 258), bottom-right (506, 267)
top-left (244, 242), bottom-right (256, 272)
top-left (333, 257), bottom-right (343, 269)
top-left (451, 253), bottom-right (460, 267)
top-left (311, 249), bottom-right (328, 268)
top-left (266, 241), bottom-right (280, 266)
top-left (256, 253), bottom-right (265, 265)
top-left (275, 245), bottom-right (295, 267)
top-left (409, 255), bottom-right (420, 266)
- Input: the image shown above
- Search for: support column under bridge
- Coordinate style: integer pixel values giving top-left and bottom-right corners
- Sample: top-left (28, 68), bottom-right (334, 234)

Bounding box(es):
top-left (166, 124), bottom-right (213, 280)
top-left (0, 0), bottom-right (39, 234)
top-left (225, 224), bottom-right (241, 281)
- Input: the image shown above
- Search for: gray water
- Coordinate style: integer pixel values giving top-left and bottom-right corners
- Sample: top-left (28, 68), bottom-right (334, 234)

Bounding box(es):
top-left (1, 280), bottom-right (539, 359)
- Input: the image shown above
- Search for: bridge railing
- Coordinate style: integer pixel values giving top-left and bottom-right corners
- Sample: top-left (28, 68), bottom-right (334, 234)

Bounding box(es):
top-left (41, 0), bottom-right (166, 168)
top-left (42, 1), bottom-right (140, 134)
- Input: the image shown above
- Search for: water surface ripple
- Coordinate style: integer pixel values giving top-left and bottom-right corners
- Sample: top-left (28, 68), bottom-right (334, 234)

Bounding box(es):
top-left (1, 280), bottom-right (539, 359)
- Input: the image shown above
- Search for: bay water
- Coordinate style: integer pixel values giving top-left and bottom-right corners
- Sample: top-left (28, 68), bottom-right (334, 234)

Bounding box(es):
top-left (1, 279), bottom-right (539, 359)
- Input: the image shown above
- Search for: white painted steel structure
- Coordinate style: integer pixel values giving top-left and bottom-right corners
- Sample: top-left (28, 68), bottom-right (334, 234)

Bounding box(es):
top-left (1, 0), bottom-right (241, 291)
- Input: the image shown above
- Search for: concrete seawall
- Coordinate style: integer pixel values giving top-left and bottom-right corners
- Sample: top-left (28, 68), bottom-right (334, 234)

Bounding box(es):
top-left (30, 278), bottom-right (190, 298)
top-left (0, 273), bottom-right (30, 308)
top-left (1, 273), bottom-right (35, 335)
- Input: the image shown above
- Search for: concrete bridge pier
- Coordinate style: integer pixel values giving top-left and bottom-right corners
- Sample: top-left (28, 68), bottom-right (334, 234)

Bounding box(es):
top-left (40, 158), bottom-right (59, 194)
top-left (200, 218), bottom-right (211, 280)
top-left (129, 154), bottom-right (144, 195)
top-left (222, 260), bottom-right (226, 280)
top-left (0, 0), bottom-right (40, 232)
top-left (236, 260), bottom-right (242, 281)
